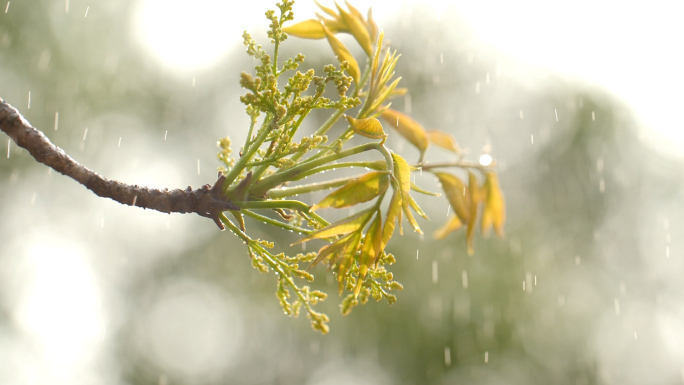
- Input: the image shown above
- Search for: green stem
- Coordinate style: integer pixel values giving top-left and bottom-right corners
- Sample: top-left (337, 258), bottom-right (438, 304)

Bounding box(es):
top-left (232, 199), bottom-right (329, 227)
top-left (241, 210), bottom-right (312, 235)
top-left (222, 115), bottom-right (274, 192)
top-left (267, 174), bottom-right (360, 199)
top-left (418, 160), bottom-right (494, 173)
top-left (251, 142), bottom-right (392, 195)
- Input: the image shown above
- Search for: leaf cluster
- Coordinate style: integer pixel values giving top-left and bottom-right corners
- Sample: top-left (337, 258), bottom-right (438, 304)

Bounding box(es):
top-left (213, 0), bottom-right (506, 333)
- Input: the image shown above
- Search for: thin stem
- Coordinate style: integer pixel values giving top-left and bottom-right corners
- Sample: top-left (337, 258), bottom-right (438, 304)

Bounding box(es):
top-left (267, 174), bottom-right (360, 199)
top-left (241, 210), bottom-right (312, 235)
top-left (417, 160), bottom-right (494, 173)
top-left (232, 199), bottom-right (329, 227)
top-left (222, 115), bottom-right (274, 192)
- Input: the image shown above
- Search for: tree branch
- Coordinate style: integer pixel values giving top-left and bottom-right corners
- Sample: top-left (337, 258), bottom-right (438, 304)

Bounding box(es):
top-left (0, 98), bottom-right (238, 229)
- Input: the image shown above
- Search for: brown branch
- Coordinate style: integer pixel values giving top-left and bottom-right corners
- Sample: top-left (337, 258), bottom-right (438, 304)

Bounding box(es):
top-left (0, 98), bottom-right (238, 229)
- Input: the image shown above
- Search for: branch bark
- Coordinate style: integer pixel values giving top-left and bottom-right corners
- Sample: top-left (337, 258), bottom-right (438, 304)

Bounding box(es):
top-left (0, 98), bottom-right (237, 229)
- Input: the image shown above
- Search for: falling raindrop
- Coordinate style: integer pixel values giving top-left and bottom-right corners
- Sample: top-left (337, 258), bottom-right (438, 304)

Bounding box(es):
top-left (118, 137), bottom-right (122, 148)
top-left (82, 127), bottom-right (89, 141)
top-left (599, 178), bottom-right (605, 193)
top-left (554, 109), bottom-right (558, 121)
top-left (519, 110), bottom-right (524, 119)
top-left (444, 347), bottom-right (451, 366)
top-left (597, 158), bottom-right (603, 172)
top-left (530, 135), bottom-right (534, 144)
top-left (6, 139), bottom-right (10, 159)
top-left (192, 77), bottom-right (196, 87)
top-left (27, 91), bottom-right (31, 109)
top-left (614, 298), bottom-right (620, 315)
top-left (634, 331), bottom-right (637, 340)
top-left (432, 260), bottom-right (438, 284)
top-left (446, 205), bottom-right (450, 217)
top-left (439, 53), bottom-right (444, 64)
top-left (484, 351), bottom-right (489, 363)
top-left (4, 2), bottom-right (9, 13)
top-left (575, 255), bottom-right (581, 265)
top-left (592, 111), bottom-right (595, 121)
top-left (416, 249), bottom-right (419, 260)
top-left (461, 270), bottom-right (468, 289)
top-left (54, 112), bottom-right (59, 131)
top-left (65, 0), bottom-right (69, 13)
top-left (132, 195), bottom-right (138, 206)
top-left (84, 6), bottom-right (89, 17)
top-left (197, 159), bottom-right (201, 175)
top-left (666, 246), bottom-right (670, 258)
top-left (164, 130), bottom-right (168, 141)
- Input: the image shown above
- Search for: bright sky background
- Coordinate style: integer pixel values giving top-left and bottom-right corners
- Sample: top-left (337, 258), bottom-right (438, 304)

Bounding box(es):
top-left (133, 0), bottom-right (684, 156)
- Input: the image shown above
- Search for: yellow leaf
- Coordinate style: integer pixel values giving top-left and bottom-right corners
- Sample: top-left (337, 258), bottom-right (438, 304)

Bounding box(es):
top-left (310, 231), bottom-right (356, 268)
top-left (283, 19), bottom-right (327, 39)
top-left (346, 116), bottom-right (387, 140)
top-left (381, 108), bottom-right (429, 156)
top-left (466, 172), bottom-right (481, 256)
top-left (323, 24), bottom-right (360, 85)
top-left (391, 153), bottom-right (411, 194)
top-left (355, 211), bottom-right (382, 296)
top-left (315, 0), bottom-right (338, 18)
top-left (312, 171), bottom-right (390, 211)
top-left (406, 193), bottom-right (429, 220)
top-left (433, 215), bottom-right (464, 240)
top-left (427, 130), bottom-right (461, 153)
top-left (481, 172), bottom-right (506, 237)
top-left (382, 190), bottom-right (403, 250)
top-left (435, 172), bottom-right (470, 224)
top-left (320, 17), bottom-right (347, 32)
top-left (336, 232), bottom-right (362, 294)
top-left (294, 209), bottom-right (372, 245)
top-left (366, 7), bottom-right (378, 41)
top-left (410, 182), bottom-right (440, 196)
top-left (336, 2), bottom-right (373, 56)
top-left (401, 195), bottom-right (422, 234)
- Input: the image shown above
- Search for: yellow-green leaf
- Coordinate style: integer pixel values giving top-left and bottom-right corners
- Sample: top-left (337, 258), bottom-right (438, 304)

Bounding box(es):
top-left (315, 0), bottom-right (338, 18)
top-left (382, 190), bottom-right (403, 249)
top-left (355, 212), bottom-right (382, 296)
top-left (435, 172), bottom-right (470, 224)
top-left (481, 172), bottom-right (506, 237)
top-left (366, 7), bottom-right (378, 41)
top-left (391, 153), bottom-right (411, 194)
top-left (401, 194), bottom-right (422, 234)
top-left (312, 171), bottom-right (390, 211)
top-left (381, 108), bottom-right (429, 155)
top-left (346, 116), bottom-right (387, 140)
top-left (427, 130), bottom-right (461, 153)
top-left (337, 232), bottom-right (362, 294)
top-left (411, 182), bottom-right (440, 196)
top-left (283, 19), bottom-right (327, 39)
top-left (466, 172), bottom-right (481, 255)
top-left (434, 215), bottom-right (464, 240)
top-left (310, 231), bottom-right (356, 267)
top-left (406, 193), bottom-right (429, 220)
top-left (336, 2), bottom-right (373, 57)
top-left (323, 24), bottom-right (360, 85)
top-left (294, 209), bottom-right (372, 245)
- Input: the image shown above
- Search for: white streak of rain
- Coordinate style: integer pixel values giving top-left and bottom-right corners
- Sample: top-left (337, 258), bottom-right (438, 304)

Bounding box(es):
top-left (4, 2), bottom-right (9, 13)
top-left (164, 130), bottom-right (168, 140)
top-left (530, 134), bottom-right (534, 144)
top-left (462, 270), bottom-right (468, 289)
top-left (592, 111), bottom-right (595, 121)
top-left (519, 109), bottom-right (524, 119)
top-left (555, 109), bottom-right (558, 121)
top-left (484, 351), bottom-right (489, 363)
top-left (6, 139), bottom-right (10, 158)
top-left (444, 347), bottom-right (451, 366)
top-left (132, 195), bottom-right (138, 206)
top-left (54, 112), bottom-right (59, 131)
top-left (82, 127), bottom-right (88, 141)
top-left (27, 91), bottom-right (31, 109)
top-left (65, 0), bottom-right (69, 13)
top-left (614, 298), bottom-right (620, 315)
top-left (84, 6), bottom-right (89, 17)
top-left (118, 137), bottom-right (122, 148)
top-left (197, 159), bottom-right (200, 175)
top-left (432, 260), bottom-right (438, 284)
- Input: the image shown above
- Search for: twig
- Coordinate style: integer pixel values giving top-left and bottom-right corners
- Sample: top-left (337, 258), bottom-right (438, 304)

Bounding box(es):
top-left (0, 98), bottom-right (237, 229)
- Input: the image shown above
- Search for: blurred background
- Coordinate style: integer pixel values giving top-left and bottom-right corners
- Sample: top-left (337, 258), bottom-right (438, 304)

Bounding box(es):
top-left (1, 0), bottom-right (683, 384)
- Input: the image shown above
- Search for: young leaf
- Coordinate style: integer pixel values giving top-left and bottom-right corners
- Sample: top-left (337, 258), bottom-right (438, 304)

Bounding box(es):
top-left (310, 232), bottom-right (356, 267)
top-left (466, 171), bottom-right (481, 255)
top-left (433, 215), bottom-right (464, 240)
top-left (410, 182), bottom-right (440, 196)
top-left (311, 171), bottom-right (390, 211)
top-left (427, 130), bottom-right (461, 153)
top-left (323, 24), bottom-right (361, 85)
top-left (336, 231), bottom-right (362, 294)
top-left (355, 211), bottom-right (382, 296)
top-left (382, 190), bottom-right (403, 250)
top-left (381, 108), bottom-right (429, 157)
top-left (481, 172), bottom-right (506, 237)
top-left (346, 116), bottom-right (387, 140)
top-left (405, 193), bottom-right (429, 220)
top-left (283, 19), bottom-right (327, 39)
top-left (294, 209), bottom-right (373, 244)
top-left (391, 153), bottom-right (411, 194)
top-left (336, 2), bottom-right (373, 56)
top-left (434, 172), bottom-right (470, 224)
